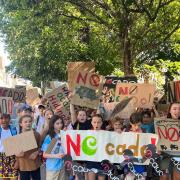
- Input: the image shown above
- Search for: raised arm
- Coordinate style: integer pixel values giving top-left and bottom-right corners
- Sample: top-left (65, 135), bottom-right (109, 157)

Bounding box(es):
top-left (70, 104), bottom-right (76, 125)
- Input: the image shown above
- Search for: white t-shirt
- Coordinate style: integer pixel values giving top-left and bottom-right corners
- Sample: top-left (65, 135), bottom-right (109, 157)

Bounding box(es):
top-left (0, 128), bottom-right (12, 152)
top-left (36, 116), bottom-right (45, 133)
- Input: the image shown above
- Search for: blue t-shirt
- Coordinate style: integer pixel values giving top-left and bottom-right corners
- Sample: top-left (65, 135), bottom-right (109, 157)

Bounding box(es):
top-left (41, 134), bottom-right (64, 171)
top-left (141, 123), bottom-right (155, 133)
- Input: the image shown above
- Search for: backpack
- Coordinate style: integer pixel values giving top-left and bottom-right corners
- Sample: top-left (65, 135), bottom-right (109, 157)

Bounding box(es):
top-left (36, 115), bottom-right (40, 126)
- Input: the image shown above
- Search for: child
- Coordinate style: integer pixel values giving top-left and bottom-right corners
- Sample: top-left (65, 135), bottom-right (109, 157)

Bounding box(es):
top-left (39, 108), bottom-right (54, 141)
top-left (70, 104), bottom-right (91, 180)
top-left (41, 115), bottom-right (66, 180)
top-left (111, 117), bottom-right (124, 178)
top-left (125, 112), bottom-right (146, 180)
top-left (63, 117), bottom-right (73, 130)
top-left (19, 104), bottom-right (34, 117)
top-left (70, 104), bottom-right (91, 130)
top-left (16, 115), bottom-right (41, 180)
top-left (86, 114), bottom-right (106, 180)
top-left (159, 102), bottom-right (180, 180)
top-left (35, 105), bottom-right (46, 133)
top-left (141, 110), bottom-right (155, 133)
top-left (125, 112), bottom-right (144, 133)
top-left (111, 116), bottom-right (124, 133)
top-left (0, 113), bottom-right (18, 180)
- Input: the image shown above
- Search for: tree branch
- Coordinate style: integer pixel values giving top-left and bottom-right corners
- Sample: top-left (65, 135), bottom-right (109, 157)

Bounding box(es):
top-left (90, 0), bottom-right (115, 18)
top-left (133, 0), bottom-right (175, 22)
top-left (57, 11), bottom-right (103, 24)
top-left (164, 17), bottom-right (180, 41)
top-left (65, 0), bottom-right (110, 26)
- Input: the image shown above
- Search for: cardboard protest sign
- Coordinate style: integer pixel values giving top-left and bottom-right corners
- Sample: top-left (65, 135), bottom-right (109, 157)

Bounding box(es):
top-left (0, 97), bottom-right (13, 115)
top-left (45, 84), bottom-right (70, 121)
top-left (102, 98), bottom-right (135, 120)
top-left (46, 138), bottom-right (58, 154)
top-left (154, 118), bottom-right (180, 152)
top-left (60, 130), bottom-right (158, 163)
top-left (154, 90), bottom-right (164, 103)
top-left (50, 81), bottom-right (66, 89)
top-left (26, 88), bottom-right (40, 106)
top-left (175, 81), bottom-right (180, 101)
top-left (3, 131), bottom-right (37, 156)
top-left (0, 86), bottom-right (26, 103)
top-left (167, 81), bottom-right (180, 103)
top-left (103, 76), bottom-right (137, 103)
top-left (105, 76), bottom-right (137, 89)
top-left (71, 71), bottom-right (105, 109)
top-left (67, 62), bottom-right (95, 91)
top-left (115, 83), bottom-right (155, 108)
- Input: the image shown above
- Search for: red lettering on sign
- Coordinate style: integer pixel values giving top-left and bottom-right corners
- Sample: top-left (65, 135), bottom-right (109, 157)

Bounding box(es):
top-left (105, 79), bottom-right (112, 84)
top-left (66, 134), bottom-right (80, 156)
top-left (157, 126), bottom-right (179, 142)
top-left (90, 74), bottom-right (100, 87)
top-left (175, 81), bottom-right (180, 101)
top-left (8, 100), bottom-right (13, 114)
top-left (118, 87), bottom-right (128, 95)
top-left (48, 95), bottom-right (56, 102)
top-left (167, 128), bottom-right (179, 141)
top-left (151, 138), bottom-right (157, 145)
top-left (157, 127), bottom-right (167, 139)
top-left (76, 72), bottom-right (88, 85)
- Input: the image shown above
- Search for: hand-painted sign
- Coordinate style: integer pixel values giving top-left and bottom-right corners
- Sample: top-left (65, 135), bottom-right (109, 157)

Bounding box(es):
top-left (45, 85), bottom-right (70, 121)
top-left (105, 76), bottom-right (137, 89)
top-left (102, 98), bottom-right (135, 120)
top-left (60, 130), bottom-right (158, 163)
top-left (0, 97), bottom-right (13, 115)
top-left (26, 88), bottom-right (40, 106)
top-left (102, 76), bottom-right (137, 103)
top-left (71, 71), bottom-right (105, 109)
top-left (154, 118), bottom-right (180, 152)
top-left (67, 62), bottom-right (95, 91)
top-left (0, 86), bottom-right (26, 103)
top-left (115, 83), bottom-right (155, 108)
top-left (167, 81), bottom-right (180, 103)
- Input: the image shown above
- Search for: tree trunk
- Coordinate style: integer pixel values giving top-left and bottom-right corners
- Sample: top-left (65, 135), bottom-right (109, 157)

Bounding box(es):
top-left (121, 12), bottom-right (134, 76)
top-left (122, 28), bottom-right (134, 76)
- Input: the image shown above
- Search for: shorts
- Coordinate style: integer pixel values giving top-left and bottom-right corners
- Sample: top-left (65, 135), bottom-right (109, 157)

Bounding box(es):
top-left (86, 161), bottom-right (103, 171)
top-left (0, 152), bottom-right (18, 178)
top-left (86, 161), bottom-right (106, 176)
top-left (159, 157), bottom-right (171, 171)
top-left (46, 168), bottom-right (68, 180)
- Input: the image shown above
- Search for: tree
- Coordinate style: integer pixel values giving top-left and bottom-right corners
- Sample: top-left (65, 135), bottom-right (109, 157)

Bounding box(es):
top-left (60, 0), bottom-right (180, 74)
top-left (0, 0), bottom-right (179, 85)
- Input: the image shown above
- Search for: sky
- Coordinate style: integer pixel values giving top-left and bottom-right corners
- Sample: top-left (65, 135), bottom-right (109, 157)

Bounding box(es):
top-left (0, 39), bottom-right (10, 66)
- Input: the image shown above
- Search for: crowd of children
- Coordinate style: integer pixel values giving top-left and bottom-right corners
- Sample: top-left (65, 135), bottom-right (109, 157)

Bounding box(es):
top-left (0, 100), bottom-right (179, 180)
